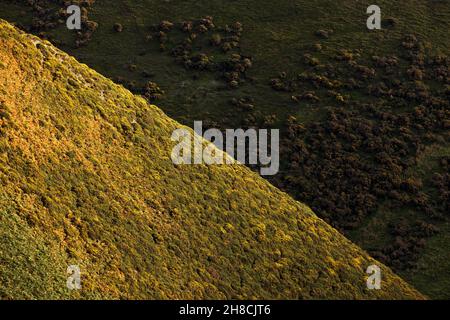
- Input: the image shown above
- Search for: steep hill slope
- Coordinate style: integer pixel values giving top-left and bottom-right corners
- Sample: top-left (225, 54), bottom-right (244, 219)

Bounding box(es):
top-left (0, 20), bottom-right (424, 299)
top-left (1, 0), bottom-right (448, 298)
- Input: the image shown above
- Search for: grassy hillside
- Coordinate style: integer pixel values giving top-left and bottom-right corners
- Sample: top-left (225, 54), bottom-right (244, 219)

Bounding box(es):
top-left (43, 0), bottom-right (448, 299)
top-left (0, 20), bottom-right (424, 299)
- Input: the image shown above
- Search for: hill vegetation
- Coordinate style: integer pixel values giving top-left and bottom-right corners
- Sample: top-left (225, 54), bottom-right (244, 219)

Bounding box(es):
top-left (0, 20), bottom-right (425, 299)
top-left (1, 0), bottom-right (449, 298)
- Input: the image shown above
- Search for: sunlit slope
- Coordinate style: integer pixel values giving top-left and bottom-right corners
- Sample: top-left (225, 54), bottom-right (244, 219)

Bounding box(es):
top-left (0, 20), bottom-right (423, 299)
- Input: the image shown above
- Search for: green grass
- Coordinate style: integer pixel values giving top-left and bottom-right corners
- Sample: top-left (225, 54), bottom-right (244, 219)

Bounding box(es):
top-left (2, 0), bottom-right (446, 127)
top-left (405, 220), bottom-right (450, 299)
